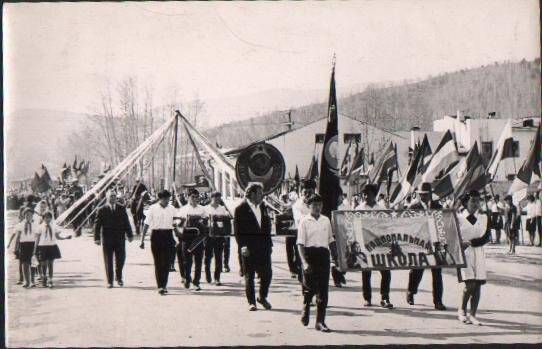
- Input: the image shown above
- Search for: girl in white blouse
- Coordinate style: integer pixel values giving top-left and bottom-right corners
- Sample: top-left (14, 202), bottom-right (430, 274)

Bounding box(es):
top-left (33, 211), bottom-right (72, 287)
top-left (457, 190), bottom-right (491, 326)
top-left (13, 208), bottom-right (40, 288)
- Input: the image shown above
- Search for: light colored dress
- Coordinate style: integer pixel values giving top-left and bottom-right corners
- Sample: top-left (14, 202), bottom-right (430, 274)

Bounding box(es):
top-left (457, 210), bottom-right (488, 283)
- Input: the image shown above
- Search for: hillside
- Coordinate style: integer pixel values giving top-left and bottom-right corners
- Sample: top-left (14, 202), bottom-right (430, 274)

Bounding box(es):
top-left (205, 59), bottom-right (541, 148)
top-left (5, 109), bottom-right (88, 181)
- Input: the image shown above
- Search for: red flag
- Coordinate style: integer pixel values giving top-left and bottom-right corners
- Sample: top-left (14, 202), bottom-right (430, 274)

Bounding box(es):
top-left (318, 61), bottom-right (342, 217)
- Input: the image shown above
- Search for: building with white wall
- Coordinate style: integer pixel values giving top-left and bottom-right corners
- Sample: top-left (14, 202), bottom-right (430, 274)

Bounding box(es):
top-left (433, 113), bottom-right (539, 181)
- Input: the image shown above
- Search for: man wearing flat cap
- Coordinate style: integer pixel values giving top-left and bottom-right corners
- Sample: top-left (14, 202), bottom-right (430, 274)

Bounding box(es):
top-left (406, 182), bottom-right (446, 310)
top-left (234, 182), bottom-right (273, 311)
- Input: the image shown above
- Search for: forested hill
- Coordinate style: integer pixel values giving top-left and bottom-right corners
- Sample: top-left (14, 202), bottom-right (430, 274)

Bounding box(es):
top-left (205, 58), bottom-right (541, 148)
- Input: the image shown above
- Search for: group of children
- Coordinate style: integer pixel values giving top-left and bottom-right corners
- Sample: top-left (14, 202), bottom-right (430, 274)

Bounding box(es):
top-left (7, 201), bottom-right (71, 288)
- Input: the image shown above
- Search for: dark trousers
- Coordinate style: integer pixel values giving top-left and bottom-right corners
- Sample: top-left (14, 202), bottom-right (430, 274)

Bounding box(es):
top-left (223, 237), bottom-right (231, 267)
top-left (182, 237), bottom-right (204, 286)
top-left (243, 254), bottom-right (272, 305)
top-left (285, 236), bottom-right (301, 274)
top-left (176, 243), bottom-right (184, 278)
top-left (302, 247), bottom-right (330, 324)
top-left (102, 240), bottom-right (126, 285)
top-left (537, 216), bottom-right (542, 246)
top-left (205, 237), bottom-right (224, 282)
top-left (151, 230), bottom-right (175, 289)
top-left (408, 268), bottom-right (443, 305)
top-left (362, 270), bottom-right (391, 301)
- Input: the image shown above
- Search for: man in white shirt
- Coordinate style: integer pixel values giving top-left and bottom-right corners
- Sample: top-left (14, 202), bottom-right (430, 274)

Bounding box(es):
top-left (298, 194), bottom-right (335, 333)
top-left (289, 180), bottom-right (316, 280)
top-left (204, 191), bottom-right (231, 285)
top-left (140, 190), bottom-right (178, 295)
top-left (177, 188), bottom-right (208, 291)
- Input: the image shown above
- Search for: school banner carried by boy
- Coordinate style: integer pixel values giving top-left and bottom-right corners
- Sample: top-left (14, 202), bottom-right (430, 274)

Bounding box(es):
top-left (333, 210), bottom-right (466, 272)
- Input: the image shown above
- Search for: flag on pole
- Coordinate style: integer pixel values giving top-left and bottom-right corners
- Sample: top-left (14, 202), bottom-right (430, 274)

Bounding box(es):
top-left (390, 138), bottom-right (429, 206)
top-left (73, 156), bottom-right (79, 171)
top-left (487, 119), bottom-right (514, 179)
top-left (419, 130), bottom-right (460, 184)
top-left (433, 142), bottom-right (487, 200)
top-left (453, 143), bottom-right (488, 199)
top-left (318, 59), bottom-right (342, 217)
top-left (306, 155), bottom-right (319, 180)
top-left (344, 147), bottom-right (365, 184)
top-left (508, 123), bottom-right (541, 202)
top-left (368, 142), bottom-right (397, 184)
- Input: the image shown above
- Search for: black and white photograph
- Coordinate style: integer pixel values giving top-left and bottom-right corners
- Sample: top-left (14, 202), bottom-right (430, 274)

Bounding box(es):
top-left (3, 0), bottom-right (541, 347)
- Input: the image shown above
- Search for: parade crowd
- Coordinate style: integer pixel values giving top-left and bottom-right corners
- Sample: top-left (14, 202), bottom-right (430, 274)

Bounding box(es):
top-left (7, 177), bottom-right (542, 333)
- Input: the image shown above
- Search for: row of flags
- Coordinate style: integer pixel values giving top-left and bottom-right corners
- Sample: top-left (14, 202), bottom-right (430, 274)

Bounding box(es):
top-left (60, 156), bottom-right (91, 184)
top-left (299, 59), bottom-right (540, 214)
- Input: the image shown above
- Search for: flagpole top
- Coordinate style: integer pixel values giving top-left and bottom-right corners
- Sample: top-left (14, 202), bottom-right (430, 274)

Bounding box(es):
top-left (332, 54), bottom-right (336, 68)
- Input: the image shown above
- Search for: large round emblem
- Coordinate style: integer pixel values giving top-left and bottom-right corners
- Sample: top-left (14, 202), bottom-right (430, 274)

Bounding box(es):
top-left (324, 135), bottom-right (339, 174)
top-left (236, 142), bottom-right (286, 195)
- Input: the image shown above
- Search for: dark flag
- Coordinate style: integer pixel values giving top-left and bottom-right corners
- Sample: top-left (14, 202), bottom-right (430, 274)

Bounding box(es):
top-left (73, 155), bottom-right (79, 171)
top-left (40, 164), bottom-right (52, 184)
top-left (31, 172), bottom-right (41, 192)
top-left (508, 123), bottom-right (541, 202)
top-left (306, 155), bottom-right (319, 180)
top-left (61, 162), bottom-right (71, 183)
top-left (318, 61), bottom-right (342, 217)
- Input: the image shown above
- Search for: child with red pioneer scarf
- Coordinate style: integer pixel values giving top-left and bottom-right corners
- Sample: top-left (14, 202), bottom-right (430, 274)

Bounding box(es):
top-left (33, 211), bottom-right (72, 287)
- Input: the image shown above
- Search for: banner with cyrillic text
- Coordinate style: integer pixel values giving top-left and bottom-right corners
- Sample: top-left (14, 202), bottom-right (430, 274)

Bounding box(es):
top-left (332, 210), bottom-right (466, 271)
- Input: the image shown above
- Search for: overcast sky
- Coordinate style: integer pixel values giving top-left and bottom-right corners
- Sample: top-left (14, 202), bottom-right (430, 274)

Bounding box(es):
top-left (3, 0), bottom-right (540, 124)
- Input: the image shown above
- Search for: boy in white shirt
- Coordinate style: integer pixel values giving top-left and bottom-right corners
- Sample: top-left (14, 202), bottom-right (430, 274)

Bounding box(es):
top-left (297, 194), bottom-right (335, 333)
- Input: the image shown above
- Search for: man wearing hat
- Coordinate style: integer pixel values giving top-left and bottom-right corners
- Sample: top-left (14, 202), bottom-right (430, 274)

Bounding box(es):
top-left (356, 183), bottom-right (394, 309)
top-left (94, 191), bottom-right (133, 288)
top-left (234, 182), bottom-right (273, 311)
top-left (406, 182), bottom-right (446, 310)
top-left (140, 189), bottom-right (178, 295)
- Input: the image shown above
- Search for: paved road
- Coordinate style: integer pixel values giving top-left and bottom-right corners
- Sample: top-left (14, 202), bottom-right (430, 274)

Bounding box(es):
top-left (5, 220), bottom-right (542, 347)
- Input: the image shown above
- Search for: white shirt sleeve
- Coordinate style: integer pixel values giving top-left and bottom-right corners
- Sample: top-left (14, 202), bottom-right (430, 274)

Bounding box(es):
top-left (145, 205), bottom-right (155, 228)
top-left (296, 217), bottom-right (307, 246)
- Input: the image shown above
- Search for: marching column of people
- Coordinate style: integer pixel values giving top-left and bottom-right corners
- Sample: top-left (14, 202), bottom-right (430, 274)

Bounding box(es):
top-left (11, 175), bottom-right (542, 333)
